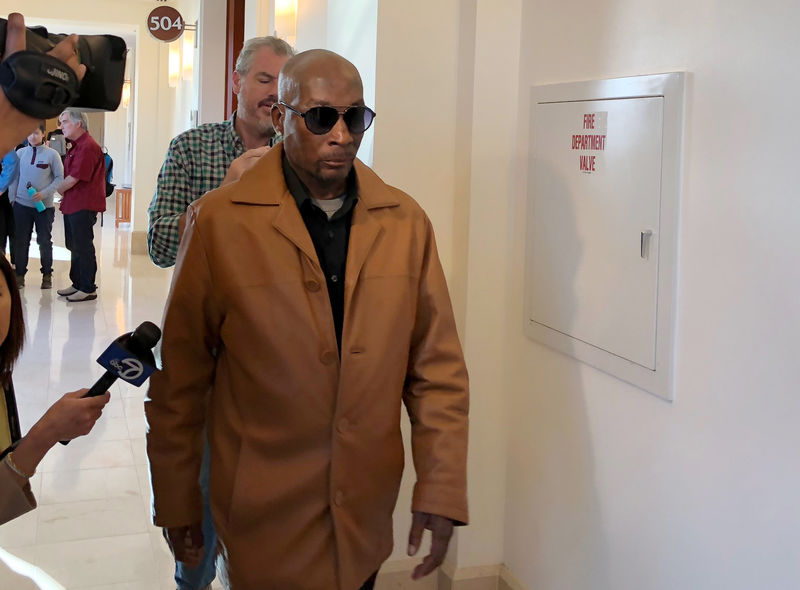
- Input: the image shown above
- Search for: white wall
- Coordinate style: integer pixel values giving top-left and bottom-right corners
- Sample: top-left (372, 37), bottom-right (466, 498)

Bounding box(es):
top-left (295, 0), bottom-right (327, 50)
top-left (104, 71), bottom-right (134, 187)
top-left (172, 0), bottom-right (201, 138)
top-left (244, 0), bottom-right (272, 40)
top-left (129, 23), bottom-right (176, 251)
top-left (326, 0), bottom-right (376, 164)
top-left (455, 0), bottom-right (524, 571)
top-left (497, 1), bottom-right (800, 588)
top-left (198, 0), bottom-right (227, 125)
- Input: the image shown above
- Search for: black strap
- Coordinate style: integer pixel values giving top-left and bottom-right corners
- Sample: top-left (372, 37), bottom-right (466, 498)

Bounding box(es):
top-left (0, 51), bottom-right (79, 119)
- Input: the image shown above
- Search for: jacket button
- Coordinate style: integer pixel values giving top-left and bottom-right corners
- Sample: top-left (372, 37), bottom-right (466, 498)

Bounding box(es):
top-left (305, 280), bottom-right (321, 292)
top-left (320, 351), bottom-right (337, 365)
top-left (337, 418), bottom-right (349, 433)
top-left (334, 490), bottom-right (344, 506)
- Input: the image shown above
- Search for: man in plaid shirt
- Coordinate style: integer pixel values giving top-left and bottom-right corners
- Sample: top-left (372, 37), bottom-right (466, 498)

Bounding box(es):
top-left (148, 36), bottom-right (294, 268)
top-left (146, 36), bottom-right (294, 590)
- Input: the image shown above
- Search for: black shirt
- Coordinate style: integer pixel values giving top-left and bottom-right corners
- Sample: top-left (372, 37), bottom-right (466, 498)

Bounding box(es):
top-left (282, 156), bottom-right (358, 351)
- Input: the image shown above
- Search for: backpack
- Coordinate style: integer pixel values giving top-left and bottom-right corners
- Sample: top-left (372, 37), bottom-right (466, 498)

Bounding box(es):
top-left (103, 151), bottom-right (115, 197)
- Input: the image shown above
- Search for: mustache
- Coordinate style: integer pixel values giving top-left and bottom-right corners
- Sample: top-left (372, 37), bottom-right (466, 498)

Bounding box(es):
top-left (258, 97), bottom-right (277, 108)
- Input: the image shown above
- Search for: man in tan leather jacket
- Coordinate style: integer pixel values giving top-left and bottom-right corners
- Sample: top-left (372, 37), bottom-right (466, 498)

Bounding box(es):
top-left (145, 50), bottom-right (469, 590)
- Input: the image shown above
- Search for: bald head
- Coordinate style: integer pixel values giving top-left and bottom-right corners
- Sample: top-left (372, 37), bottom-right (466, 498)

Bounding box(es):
top-left (278, 49), bottom-right (363, 104)
top-left (272, 49), bottom-right (372, 199)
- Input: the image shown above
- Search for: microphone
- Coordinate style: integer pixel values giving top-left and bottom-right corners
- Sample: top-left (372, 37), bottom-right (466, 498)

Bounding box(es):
top-left (60, 321), bottom-right (161, 445)
top-left (85, 321), bottom-right (161, 397)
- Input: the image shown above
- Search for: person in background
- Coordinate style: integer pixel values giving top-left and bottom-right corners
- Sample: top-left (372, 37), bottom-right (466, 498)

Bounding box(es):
top-left (47, 129), bottom-right (67, 158)
top-left (9, 122), bottom-right (63, 289)
top-left (0, 150), bottom-right (18, 263)
top-left (147, 36), bottom-right (295, 268)
top-left (54, 109), bottom-right (105, 302)
top-left (146, 35), bottom-right (294, 590)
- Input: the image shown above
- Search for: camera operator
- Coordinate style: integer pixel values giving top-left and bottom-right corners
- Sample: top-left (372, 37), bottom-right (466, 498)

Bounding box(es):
top-left (0, 13), bottom-right (109, 529)
top-left (0, 12), bottom-right (86, 154)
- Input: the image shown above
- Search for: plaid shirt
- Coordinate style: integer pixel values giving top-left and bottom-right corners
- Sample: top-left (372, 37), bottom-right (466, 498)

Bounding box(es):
top-left (147, 115), bottom-right (246, 267)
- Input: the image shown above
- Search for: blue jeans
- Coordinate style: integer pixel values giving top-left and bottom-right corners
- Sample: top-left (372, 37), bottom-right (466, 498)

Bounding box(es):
top-left (175, 437), bottom-right (218, 590)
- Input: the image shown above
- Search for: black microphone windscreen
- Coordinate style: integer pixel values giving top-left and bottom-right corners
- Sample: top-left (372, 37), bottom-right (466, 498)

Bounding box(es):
top-left (130, 321), bottom-right (162, 350)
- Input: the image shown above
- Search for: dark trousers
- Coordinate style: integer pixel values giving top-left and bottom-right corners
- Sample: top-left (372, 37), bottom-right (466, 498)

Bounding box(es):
top-left (0, 192), bottom-right (14, 261)
top-left (13, 203), bottom-right (55, 276)
top-left (359, 572), bottom-right (377, 590)
top-left (64, 210), bottom-right (98, 293)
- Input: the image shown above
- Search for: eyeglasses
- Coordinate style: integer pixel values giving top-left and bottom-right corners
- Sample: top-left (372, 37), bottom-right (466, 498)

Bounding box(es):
top-left (279, 101), bottom-right (376, 135)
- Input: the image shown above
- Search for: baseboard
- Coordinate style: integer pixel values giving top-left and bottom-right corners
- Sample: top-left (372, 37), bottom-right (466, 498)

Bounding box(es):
top-left (376, 558), bottom-right (437, 589)
top-left (498, 565), bottom-right (528, 590)
top-left (377, 560), bottom-right (528, 590)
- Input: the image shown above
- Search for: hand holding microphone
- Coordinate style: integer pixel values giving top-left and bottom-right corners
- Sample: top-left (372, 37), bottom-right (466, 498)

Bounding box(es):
top-left (60, 321), bottom-right (161, 445)
top-left (39, 389), bottom-right (111, 443)
top-left (4, 389), bottom-right (111, 482)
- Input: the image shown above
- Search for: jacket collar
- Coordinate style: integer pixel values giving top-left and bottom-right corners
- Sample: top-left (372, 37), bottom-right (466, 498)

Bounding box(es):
top-left (230, 143), bottom-right (400, 210)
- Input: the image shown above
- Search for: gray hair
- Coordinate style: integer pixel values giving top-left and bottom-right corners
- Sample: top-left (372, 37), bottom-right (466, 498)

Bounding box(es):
top-left (62, 109), bottom-right (89, 131)
top-left (235, 36), bottom-right (295, 75)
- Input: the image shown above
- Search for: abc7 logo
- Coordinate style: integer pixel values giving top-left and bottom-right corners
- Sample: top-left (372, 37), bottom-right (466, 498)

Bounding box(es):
top-left (110, 358), bottom-right (144, 381)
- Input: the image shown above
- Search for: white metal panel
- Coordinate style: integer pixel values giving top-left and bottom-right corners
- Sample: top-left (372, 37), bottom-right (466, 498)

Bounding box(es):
top-left (524, 73), bottom-right (685, 401)
top-left (529, 97), bottom-right (663, 370)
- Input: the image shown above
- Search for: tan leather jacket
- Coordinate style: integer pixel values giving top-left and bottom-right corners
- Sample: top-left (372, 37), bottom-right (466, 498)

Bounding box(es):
top-left (145, 145), bottom-right (469, 590)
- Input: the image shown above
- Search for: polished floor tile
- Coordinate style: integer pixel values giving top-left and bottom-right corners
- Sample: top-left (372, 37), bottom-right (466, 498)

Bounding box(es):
top-left (8, 533), bottom-right (158, 588)
top-left (0, 204), bottom-right (190, 589)
top-left (39, 467), bottom-right (140, 505)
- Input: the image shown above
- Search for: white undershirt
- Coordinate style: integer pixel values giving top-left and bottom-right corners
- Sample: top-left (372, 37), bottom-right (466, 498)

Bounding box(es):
top-left (312, 196), bottom-right (345, 220)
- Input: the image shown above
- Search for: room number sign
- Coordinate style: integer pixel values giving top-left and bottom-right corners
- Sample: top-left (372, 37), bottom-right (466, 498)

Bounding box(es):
top-left (147, 6), bottom-right (185, 42)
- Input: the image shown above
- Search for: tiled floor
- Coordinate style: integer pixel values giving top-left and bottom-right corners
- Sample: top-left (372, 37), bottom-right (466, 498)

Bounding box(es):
top-left (0, 204), bottom-right (224, 589)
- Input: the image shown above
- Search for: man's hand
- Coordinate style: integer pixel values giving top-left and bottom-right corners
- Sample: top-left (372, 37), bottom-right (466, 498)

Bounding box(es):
top-left (164, 523), bottom-right (205, 567)
top-left (55, 175), bottom-right (78, 195)
top-left (176, 145), bottom-right (272, 240)
top-left (407, 511), bottom-right (454, 580)
top-left (31, 192), bottom-right (43, 202)
top-left (220, 146), bottom-right (271, 187)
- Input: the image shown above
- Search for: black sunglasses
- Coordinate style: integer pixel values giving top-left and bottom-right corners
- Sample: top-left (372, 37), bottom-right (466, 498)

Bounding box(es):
top-left (279, 101), bottom-right (376, 135)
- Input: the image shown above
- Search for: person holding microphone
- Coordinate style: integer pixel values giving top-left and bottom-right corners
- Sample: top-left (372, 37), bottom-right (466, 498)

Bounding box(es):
top-left (0, 251), bottom-right (110, 525)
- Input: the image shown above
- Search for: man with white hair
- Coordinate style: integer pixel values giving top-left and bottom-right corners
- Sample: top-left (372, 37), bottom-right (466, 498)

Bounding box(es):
top-left (146, 35), bottom-right (294, 590)
top-left (148, 36), bottom-right (295, 268)
top-left (55, 109), bottom-right (105, 302)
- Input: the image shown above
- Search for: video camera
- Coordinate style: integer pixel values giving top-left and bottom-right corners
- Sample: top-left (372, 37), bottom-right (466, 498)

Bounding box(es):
top-left (0, 18), bottom-right (127, 119)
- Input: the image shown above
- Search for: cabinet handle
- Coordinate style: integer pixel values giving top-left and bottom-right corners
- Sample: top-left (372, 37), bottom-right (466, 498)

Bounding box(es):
top-left (641, 230), bottom-right (653, 259)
